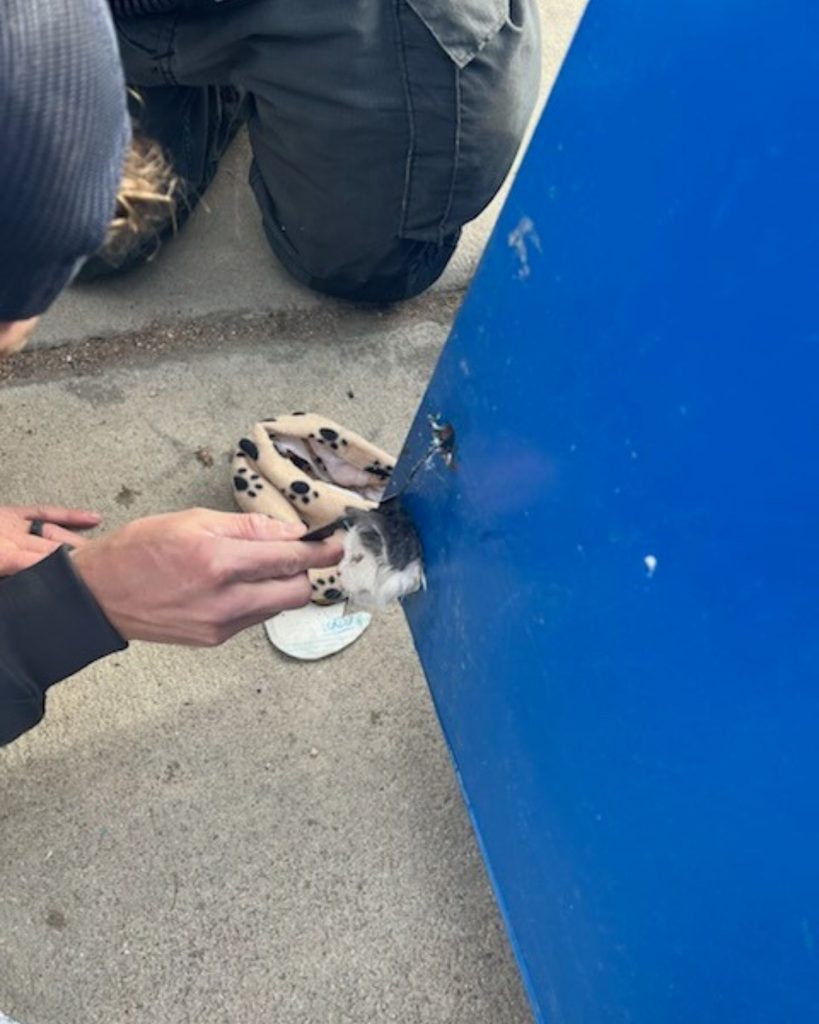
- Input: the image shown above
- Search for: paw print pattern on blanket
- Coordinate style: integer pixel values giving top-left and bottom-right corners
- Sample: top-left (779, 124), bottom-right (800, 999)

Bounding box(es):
top-left (231, 414), bottom-right (397, 605)
top-left (311, 574), bottom-right (344, 603)
top-left (284, 480), bottom-right (321, 506)
top-left (232, 461), bottom-right (265, 500)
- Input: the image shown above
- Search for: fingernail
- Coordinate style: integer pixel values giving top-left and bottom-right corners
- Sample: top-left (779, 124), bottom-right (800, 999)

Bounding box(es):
top-left (283, 522), bottom-right (305, 537)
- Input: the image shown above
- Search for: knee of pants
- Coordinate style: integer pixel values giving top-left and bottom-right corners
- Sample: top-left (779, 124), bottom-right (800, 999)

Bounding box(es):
top-left (269, 226), bottom-right (460, 305)
top-left (248, 158), bottom-right (459, 303)
top-left (396, 0), bottom-right (542, 244)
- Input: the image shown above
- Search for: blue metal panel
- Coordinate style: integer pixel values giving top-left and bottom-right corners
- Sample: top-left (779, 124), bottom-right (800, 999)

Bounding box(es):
top-left (397, 2), bottom-right (819, 1021)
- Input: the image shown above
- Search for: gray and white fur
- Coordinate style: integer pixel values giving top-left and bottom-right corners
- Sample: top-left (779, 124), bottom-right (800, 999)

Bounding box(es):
top-left (339, 504), bottom-right (425, 609)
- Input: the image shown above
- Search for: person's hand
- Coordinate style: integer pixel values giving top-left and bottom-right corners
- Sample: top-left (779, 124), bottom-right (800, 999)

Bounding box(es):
top-left (71, 508), bottom-right (343, 646)
top-left (0, 504), bottom-right (101, 576)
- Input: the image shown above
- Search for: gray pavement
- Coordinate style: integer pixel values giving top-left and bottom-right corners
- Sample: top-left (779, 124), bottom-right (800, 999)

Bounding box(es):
top-left (0, 306), bottom-right (533, 1024)
top-left (1, 3), bottom-right (588, 1022)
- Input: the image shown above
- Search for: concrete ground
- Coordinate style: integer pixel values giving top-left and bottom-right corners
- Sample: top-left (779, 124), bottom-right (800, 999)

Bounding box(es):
top-left (1, 4), bottom-right (586, 1022)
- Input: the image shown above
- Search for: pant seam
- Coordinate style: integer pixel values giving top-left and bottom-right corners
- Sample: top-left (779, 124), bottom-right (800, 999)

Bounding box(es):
top-left (181, 91), bottom-right (193, 181)
top-left (159, 14), bottom-right (180, 86)
top-left (394, 0), bottom-right (417, 238)
top-left (438, 64), bottom-right (461, 245)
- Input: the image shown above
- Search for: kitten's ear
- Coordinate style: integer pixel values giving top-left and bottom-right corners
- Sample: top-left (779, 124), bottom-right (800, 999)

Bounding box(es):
top-left (344, 508), bottom-right (385, 555)
top-left (359, 526), bottom-right (386, 556)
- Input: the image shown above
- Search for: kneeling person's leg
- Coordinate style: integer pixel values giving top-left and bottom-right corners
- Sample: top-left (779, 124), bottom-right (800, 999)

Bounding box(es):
top-left (240, 1), bottom-right (541, 302)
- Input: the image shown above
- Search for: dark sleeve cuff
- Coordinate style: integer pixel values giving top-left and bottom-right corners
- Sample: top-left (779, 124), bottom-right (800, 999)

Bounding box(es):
top-left (0, 547), bottom-right (127, 745)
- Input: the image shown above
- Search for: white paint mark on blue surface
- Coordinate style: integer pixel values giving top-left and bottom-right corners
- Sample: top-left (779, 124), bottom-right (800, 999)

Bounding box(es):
top-left (508, 216), bottom-right (541, 279)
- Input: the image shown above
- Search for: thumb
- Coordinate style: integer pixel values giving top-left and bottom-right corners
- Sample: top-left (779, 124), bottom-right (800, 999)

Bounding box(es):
top-left (202, 510), bottom-right (305, 542)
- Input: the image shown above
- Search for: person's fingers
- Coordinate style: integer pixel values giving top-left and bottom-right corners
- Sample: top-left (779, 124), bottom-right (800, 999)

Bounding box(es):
top-left (190, 576), bottom-right (314, 645)
top-left (226, 575), bottom-right (315, 627)
top-left (40, 523), bottom-right (88, 547)
top-left (12, 505), bottom-right (102, 529)
top-left (67, 509), bottom-right (337, 647)
top-left (6, 533), bottom-right (63, 557)
top-left (219, 536), bottom-right (344, 583)
top-left (202, 510), bottom-right (305, 542)
top-left (0, 548), bottom-right (49, 576)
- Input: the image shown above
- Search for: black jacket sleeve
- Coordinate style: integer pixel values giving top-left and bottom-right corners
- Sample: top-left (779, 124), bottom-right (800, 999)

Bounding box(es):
top-left (0, 548), bottom-right (127, 747)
